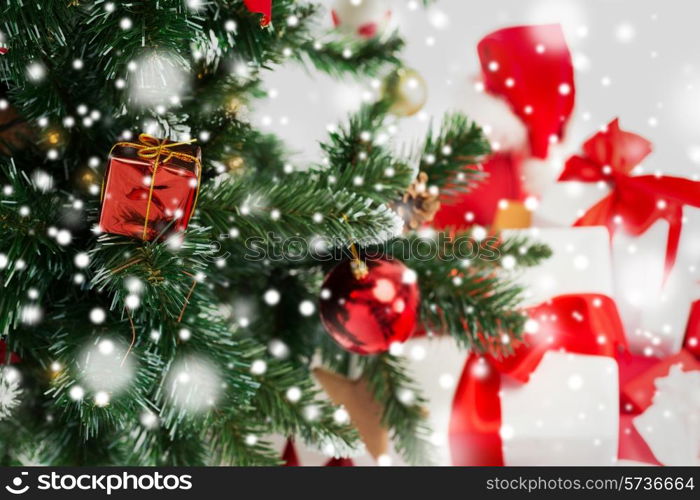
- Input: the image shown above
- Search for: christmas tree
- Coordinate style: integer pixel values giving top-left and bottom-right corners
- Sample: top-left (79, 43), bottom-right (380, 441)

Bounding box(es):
top-left (0, 0), bottom-right (549, 466)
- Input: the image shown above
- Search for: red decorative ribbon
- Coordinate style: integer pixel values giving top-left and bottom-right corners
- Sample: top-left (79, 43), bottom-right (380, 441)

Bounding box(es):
top-left (683, 300), bottom-right (700, 358)
top-left (478, 24), bottom-right (575, 159)
top-left (243, 0), bottom-right (272, 26)
top-left (449, 294), bottom-right (626, 466)
top-left (560, 119), bottom-right (700, 277)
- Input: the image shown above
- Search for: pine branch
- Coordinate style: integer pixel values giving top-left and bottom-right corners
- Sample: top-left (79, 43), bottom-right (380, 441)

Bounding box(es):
top-left (386, 230), bottom-right (550, 353)
top-left (362, 354), bottom-right (434, 465)
top-left (197, 174), bottom-right (404, 248)
top-left (486, 232), bottom-right (553, 269)
top-left (296, 31), bottom-right (404, 77)
top-left (89, 228), bottom-right (216, 321)
top-left (317, 102), bottom-right (415, 205)
top-left (248, 358), bottom-right (359, 455)
top-left (0, 158), bottom-right (68, 334)
top-left (419, 112), bottom-right (491, 199)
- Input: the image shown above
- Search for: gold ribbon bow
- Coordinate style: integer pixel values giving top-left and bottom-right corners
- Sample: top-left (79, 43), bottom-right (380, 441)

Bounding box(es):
top-left (108, 134), bottom-right (202, 240)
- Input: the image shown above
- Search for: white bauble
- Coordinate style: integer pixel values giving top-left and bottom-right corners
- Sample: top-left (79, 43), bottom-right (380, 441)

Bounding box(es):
top-left (128, 51), bottom-right (190, 109)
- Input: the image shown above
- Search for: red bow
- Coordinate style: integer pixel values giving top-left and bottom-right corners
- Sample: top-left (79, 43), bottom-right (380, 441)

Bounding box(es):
top-left (560, 119), bottom-right (700, 276)
top-left (244, 0), bottom-right (271, 26)
top-left (449, 294), bottom-right (626, 466)
top-left (478, 24), bottom-right (575, 159)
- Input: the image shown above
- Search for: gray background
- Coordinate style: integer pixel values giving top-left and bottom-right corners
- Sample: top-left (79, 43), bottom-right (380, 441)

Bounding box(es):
top-left (255, 0), bottom-right (700, 179)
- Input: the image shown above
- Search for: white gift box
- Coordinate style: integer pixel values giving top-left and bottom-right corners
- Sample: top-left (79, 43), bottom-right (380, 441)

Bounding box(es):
top-left (498, 227), bottom-right (619, 465)
top-left (534, 183), bottom-right (700, 356)
top-left (633, 365), bottom-right (700, 466)
top-left (502, 226), bottom-right (614, 306)
top-left (407, 227), bottom-right (621, 465)
top-left (501, 351), bottom-right (619, 465)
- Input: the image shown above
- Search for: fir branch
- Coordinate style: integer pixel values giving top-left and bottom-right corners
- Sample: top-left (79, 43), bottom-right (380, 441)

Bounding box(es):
top-left (89, 228), bottom-right (216, 321)
top-left (248, 358), bottom-right (359, 455)
top-left (386, 230), bottom-right (550, 353)
top-left (297, 31), bottom-right (404, 77)
top-left (419, 112), bottom-right (491, 199)
top-left (0, 159), bottom-right (68, 334)
top-left (486, 232), bottom-right (553, 269)
top-left (317, 102), bottom-right (415, 205)
top-left (197, 174), bottom-right (404, 248)
top-left (362, 354), bottom-right (434, 465)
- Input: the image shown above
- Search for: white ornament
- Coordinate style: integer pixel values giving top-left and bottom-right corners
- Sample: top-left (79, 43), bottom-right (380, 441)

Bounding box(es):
top-left (128, 51), bottom-right (190, 109)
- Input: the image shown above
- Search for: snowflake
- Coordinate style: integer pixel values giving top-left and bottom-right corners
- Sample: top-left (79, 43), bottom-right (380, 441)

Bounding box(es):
top-left (0, 368), bottom-right (22, 421)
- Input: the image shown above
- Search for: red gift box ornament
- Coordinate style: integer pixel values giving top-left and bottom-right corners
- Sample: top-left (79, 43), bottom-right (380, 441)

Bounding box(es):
top-left (99, 134), bottom-right (202, 241)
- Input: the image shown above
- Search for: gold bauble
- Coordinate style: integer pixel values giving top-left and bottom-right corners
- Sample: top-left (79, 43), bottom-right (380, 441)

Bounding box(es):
top-left (384, 68), bottom-right (428, 117)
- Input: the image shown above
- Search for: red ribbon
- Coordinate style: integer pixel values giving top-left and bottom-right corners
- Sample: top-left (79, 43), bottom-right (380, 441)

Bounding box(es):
top-left (449, 294), bottom-right (626, 466)
top-left (243, 0), bottom-right (271, 26)
top-left (560, 118), bottom-right (700, 276)
top-left (683, 300), bottom-right (700, 358)
top-left (478, 24), bottom-right (575, 159)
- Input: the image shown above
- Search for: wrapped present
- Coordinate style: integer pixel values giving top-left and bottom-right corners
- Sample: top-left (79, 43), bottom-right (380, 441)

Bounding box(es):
top-left (450, 298), bottom-right (625, 466)
top-left (99, 134), bottom-right (201, 241)
top-left (534, 120), bottom-right (700, 356)
top-left (434, 24), bottom-right (575, 229)
top-left (433, 153), bottom-right (526, 229)
top-left (616, 350), bottom-right (700, 465)
top-left (448, 227), bottom-right (625, 465)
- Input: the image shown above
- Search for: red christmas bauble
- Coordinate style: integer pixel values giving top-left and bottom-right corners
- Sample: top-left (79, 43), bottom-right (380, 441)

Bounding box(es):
top-left (319, 258), bottom-right (419, 355)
